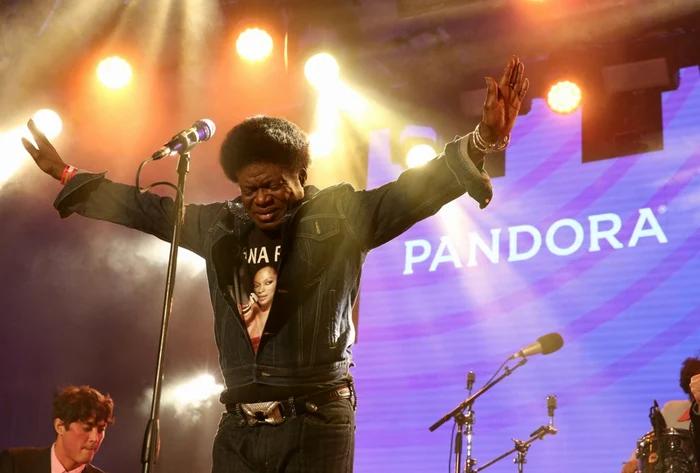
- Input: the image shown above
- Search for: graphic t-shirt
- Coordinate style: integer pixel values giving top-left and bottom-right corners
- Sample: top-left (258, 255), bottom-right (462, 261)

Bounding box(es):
top-left (236, 226), bottom-right (283, 353)
top-left (220, 221), bottom-right (352, 404)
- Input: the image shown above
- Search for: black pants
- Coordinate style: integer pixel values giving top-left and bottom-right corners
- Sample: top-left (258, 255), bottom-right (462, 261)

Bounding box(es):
top-left (212, 398), bottom-right (355, 473)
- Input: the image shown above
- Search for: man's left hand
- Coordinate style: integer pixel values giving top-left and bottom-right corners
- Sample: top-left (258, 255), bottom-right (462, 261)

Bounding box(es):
top-left (480, 56), bottom-right (530, 142)
top-left (690, 374), bottom-right (700, 404)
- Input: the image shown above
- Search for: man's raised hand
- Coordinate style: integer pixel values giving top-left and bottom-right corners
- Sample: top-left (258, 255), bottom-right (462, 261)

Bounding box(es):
top-left (480, 56), bottom-right (530, 142)
top-left (21, 119), bottom-right (66, 181)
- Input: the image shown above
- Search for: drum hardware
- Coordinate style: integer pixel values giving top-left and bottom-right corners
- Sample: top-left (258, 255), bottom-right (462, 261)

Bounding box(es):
top-left (636, 428), bottom-right (696, 473)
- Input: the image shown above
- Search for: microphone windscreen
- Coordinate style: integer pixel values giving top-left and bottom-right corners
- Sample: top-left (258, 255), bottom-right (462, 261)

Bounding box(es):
top-left (537, 332), bottom-right (564, 355)
top-left (195, 119), bottom-right (216, 140)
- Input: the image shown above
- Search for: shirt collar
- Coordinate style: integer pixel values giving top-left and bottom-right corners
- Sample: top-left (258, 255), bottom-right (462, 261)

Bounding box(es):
top-left (51, 444), bottom-right (87, 473)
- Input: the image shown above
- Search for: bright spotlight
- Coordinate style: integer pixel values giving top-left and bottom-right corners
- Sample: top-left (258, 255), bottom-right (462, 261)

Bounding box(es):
top-left (236, 27), bottom-right (273, 62)
top-left (305, 53), bottom-right (339, 89)
top-left (97, 56), bottom-right (133, 89)
top-left (309, 131), bottom-right (335, 158)
top-left (172, 374), bottom-right (223, 409)
top-left (405, 144), bottom-right (436, 168)
top-left (547, 80), bottom-right (582, 114)
top-left (32, 109), bottom-right (62, 139)
top-left (0, 128), bottom-right (33, 188)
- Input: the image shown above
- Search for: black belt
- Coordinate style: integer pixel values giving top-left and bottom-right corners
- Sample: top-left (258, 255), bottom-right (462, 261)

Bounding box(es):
top-left (226, 385), bottom-right (352, 426)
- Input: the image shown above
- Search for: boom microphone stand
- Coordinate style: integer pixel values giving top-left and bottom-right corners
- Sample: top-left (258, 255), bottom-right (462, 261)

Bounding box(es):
top-left (474, 395), bottom-right (558, 473)
top-left (430, 357), bottom-right (528, 434)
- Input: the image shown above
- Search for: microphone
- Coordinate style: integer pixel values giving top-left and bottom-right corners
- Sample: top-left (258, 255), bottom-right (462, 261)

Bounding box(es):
top-left (151, 119), bottom-right (216, 160)
top-left (547, 395), bottom-right (557, 427)
top-left (650, 399), bottom-right (667, 431)
top-left (466, 370), bottom-right (475, 392)
top-left (509, 333), bottom-right (564, 360)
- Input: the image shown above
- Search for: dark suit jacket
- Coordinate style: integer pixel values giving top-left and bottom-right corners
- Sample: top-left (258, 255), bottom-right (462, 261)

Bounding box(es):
top-left (0, 447), bottom-right (105, 473)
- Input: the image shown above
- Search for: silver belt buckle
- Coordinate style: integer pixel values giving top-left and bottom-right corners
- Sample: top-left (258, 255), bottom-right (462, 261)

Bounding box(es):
top-left (239, 401), bottom-right (285, 426)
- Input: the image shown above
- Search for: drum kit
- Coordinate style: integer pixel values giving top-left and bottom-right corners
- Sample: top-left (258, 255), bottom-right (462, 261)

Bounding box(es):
top-left (635, 400), bottom-right (696, 473)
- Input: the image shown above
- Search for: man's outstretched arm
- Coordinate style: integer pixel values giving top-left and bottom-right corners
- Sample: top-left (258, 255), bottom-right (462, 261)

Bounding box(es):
top-left (22, 120), bottom-right (222, 257)
top-left (338, 56), bottom-right (530, 250)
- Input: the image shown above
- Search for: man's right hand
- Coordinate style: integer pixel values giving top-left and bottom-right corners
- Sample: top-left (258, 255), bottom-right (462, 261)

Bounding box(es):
top-left (622, 459), bottom-right (638, 473)
top-left (21, 119), bottom-right (67, 181)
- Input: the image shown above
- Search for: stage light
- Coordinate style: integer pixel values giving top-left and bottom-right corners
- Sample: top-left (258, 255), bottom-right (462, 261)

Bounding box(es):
top-left (97, 56), bottom-right (132, 89)
top-left (305, 53), bottom-right (339, 89)
top-left (405, 143), bottom-right (436, 168)
top-left (0, 128), bottom-right (32, 188)
top-left (32, 109), bottom-right (62, 139)
top-left (309, 130), bottom-right (335, 158)
top-left (172, 374), bottom-right (223, 409)
top-left (547, 80), bottom-right (582, 114)
top-left (236, 27), bottom-right (273, 62)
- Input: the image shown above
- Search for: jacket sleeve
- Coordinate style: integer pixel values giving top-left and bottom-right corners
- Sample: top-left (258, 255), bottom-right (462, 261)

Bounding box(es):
top-left (53, 172), bottom-right (226, 257)
top-left (336, 133), bottom-right (492, 250)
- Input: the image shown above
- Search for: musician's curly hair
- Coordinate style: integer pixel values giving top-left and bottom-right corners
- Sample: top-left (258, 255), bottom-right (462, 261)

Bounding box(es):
top-left (53, 385), bottom-right (115, 428)
top-left (679, 356), bottom-right (700, 396)
top-left (219, 115), bottom-right (310, 186)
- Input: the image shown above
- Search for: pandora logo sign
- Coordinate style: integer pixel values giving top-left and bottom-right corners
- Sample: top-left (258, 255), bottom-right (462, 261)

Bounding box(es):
top-left (403, 208), bottom-right (668, 274)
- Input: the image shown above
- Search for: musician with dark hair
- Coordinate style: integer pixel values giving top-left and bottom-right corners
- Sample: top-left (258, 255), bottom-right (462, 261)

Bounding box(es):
top-left (688, 357), bottom-right (700, 472)
top-left (622, 356), bottom-right (700, 473)
top-left (0, 385), bottom-right (115, 473)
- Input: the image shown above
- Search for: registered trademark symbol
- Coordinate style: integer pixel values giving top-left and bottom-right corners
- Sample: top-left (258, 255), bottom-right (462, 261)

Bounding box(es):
top-left (658, 205), bottom-right (667, 214)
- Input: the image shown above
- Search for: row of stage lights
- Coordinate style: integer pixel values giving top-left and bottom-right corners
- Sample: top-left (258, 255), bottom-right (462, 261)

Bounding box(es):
top-left (22, 26), bottom-right (586, 172)
top-left (93, 26), bottom-right (583, 117)
top-left (94, 27), bottom-right (341, 91)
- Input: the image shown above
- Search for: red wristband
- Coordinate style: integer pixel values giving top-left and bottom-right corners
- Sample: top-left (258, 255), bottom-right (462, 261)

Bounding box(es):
top-left (60, 165), bottom-right (78, 185)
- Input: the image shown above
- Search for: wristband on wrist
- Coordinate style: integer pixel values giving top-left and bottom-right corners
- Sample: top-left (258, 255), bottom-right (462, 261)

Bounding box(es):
top-left (60, 165), bottom-right (78, 185)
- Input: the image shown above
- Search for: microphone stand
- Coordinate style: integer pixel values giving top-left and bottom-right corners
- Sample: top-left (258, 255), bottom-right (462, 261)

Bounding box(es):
top-left (473, 425), bottom-right (557, 473)
top-left (140, 152), bottom-right (191, 473)
top-left (430, 357), bottom-right (528, 434)
top-left (464, 372), bottom-right (476, 473)
top-left (454, 372), bottom-right (476, 473)
top-left (474, 394), bottom-right (558, 473)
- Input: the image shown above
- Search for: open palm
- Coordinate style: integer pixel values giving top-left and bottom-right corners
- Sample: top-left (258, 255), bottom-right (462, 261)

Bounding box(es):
top-left (481, 56), bottom-right (530, 142)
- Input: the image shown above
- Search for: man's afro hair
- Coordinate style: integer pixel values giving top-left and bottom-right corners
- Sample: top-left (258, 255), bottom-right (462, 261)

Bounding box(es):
top-left (219, 115), bottom-right (311, 185)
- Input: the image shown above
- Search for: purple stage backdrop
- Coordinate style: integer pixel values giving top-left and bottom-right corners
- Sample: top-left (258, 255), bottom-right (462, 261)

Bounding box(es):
top-left (352, 66), bottom-right (700, 473)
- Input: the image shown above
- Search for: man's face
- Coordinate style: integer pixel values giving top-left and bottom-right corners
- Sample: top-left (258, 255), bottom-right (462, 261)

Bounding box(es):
top-left (55, 417), bottom-right (107, 468)
top-left (237, 162), bottom-right (305, 230)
